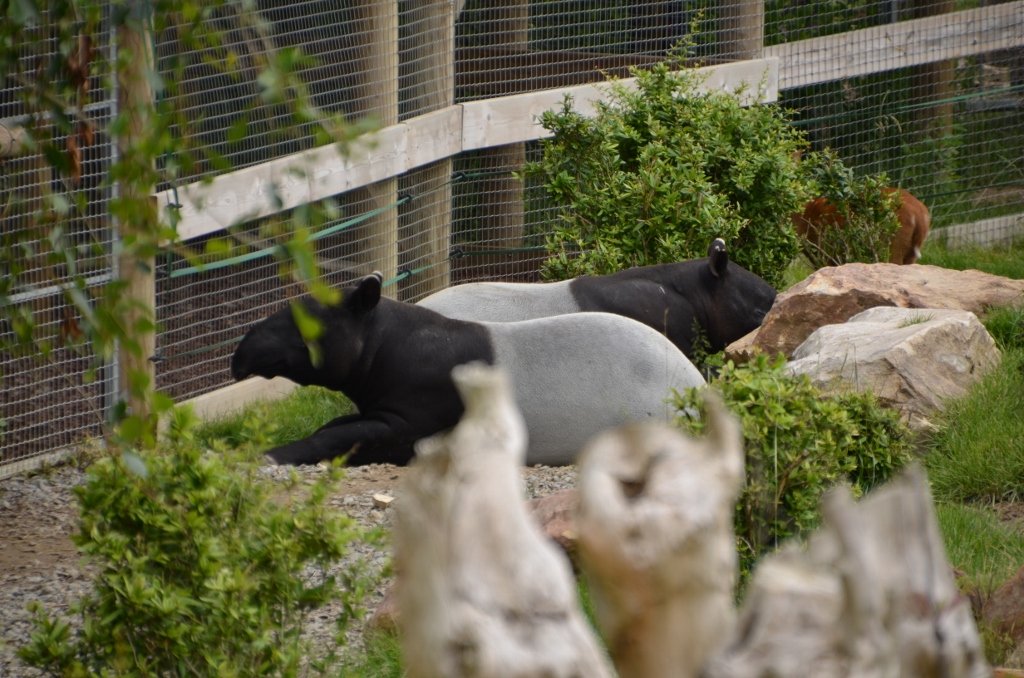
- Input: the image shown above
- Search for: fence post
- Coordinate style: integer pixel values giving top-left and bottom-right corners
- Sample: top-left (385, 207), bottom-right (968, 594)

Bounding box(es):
top-left (402, 0), bottom-right (454, 298)
top-left (720, 0), bottom-right (764, 61)
top-left (115, 0), bottom-right (156, 423)
top-left (352, 0), bottom-right (400, 298)
top-left (909, 0), bottom-right (955, 139)
top-left (476, 0), bottom-right (528, 278)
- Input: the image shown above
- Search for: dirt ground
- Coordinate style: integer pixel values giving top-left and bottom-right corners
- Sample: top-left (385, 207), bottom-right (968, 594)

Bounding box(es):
top-left (0, 462), bottom-right (409, 575)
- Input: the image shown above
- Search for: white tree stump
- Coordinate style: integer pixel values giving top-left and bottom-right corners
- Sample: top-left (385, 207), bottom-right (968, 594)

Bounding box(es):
top-left (705, 467), bottom-right (990, 678)
top-left (575, 394), bottom-right (746, 678)
top-left (395, 363), bottom-right (613, 678)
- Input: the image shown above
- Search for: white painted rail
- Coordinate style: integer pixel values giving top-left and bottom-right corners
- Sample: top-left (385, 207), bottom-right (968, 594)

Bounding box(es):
top-left (156, 58), bottom-right (780, 242)
top-left (768, 0), bottom-right (1024, 89)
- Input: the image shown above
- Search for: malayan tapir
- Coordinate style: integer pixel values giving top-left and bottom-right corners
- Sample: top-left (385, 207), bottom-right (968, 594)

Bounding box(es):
top-left (417, 239), bottom-right (776, 360)
top-left (231, 273), bottom-right (705, 467)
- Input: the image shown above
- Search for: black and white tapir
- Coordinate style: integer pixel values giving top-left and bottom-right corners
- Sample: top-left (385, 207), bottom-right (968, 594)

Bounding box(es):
top-left (231, 273), bottom-right (705, 467)
top-left (418, 239), bottom-right (777, 360)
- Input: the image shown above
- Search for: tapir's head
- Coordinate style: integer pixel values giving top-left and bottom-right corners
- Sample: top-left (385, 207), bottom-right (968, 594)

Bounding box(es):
top-left (231, 272), bottom-right (383, 388)
top-left (702, 238), bottom-right (777, 346)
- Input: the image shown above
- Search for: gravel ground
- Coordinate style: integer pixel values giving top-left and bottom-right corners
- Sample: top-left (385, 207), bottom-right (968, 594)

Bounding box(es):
top-left (0, 458), bottom-right (577, 677)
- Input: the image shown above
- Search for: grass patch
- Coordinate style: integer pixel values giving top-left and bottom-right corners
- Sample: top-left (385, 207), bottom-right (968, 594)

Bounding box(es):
top-left (192, 385), bottom-right (354, 450)
top-left (936, 502), bottom-right (1024, 592)
top-left (781, 255), bottom-right (815, 291)
top-left (985, 303), bottom-right (1024, 351)
top-left (340, 632), bottom-right (404, 678)
top-left (896, 313), bottom-right (934, 328)
top-left (926, 348), bottom-right (1024, 503)
top-left (919, 238), bottom-right (1024, 280)
top-left (936, 502), bottom-right (1024, 667)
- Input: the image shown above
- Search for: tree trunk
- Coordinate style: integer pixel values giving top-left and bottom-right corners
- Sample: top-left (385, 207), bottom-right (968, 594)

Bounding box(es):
top-left (575, 394), bottom-right (745, 678)
top-left (705, 467), bottom-right (990, 678)
top-left (116, 1), bottom-right (156, 423)
top-left (395, 363), bottom-right (614, 678)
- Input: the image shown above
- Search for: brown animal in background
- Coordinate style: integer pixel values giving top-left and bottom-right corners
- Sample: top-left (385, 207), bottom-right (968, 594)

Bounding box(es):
top-left (792, 188), bottom-right (931, 265)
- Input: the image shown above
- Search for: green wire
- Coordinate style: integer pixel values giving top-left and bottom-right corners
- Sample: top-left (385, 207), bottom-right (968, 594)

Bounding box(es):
top-left (167, 196), bottom-right (409, 279)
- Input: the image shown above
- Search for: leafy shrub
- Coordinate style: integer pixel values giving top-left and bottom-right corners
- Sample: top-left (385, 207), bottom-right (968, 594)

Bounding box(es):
top-left (674, 354), bottom-right (912, 573)
top-left (19, 408), bottom-right (376, 678)
top-left (796, 150), bottom-right (903, 269)
top-left (524, 62), bottom-right (808, 289)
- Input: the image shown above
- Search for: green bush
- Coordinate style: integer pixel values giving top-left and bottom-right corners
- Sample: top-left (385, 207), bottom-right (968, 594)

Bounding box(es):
top-left (524, 62), bottom-right (808, 289)
top-left (675, 354), bottom-right (912, 573)
top-left (795, 150), bottom-right (904, 269)
top-left (19, 408), bottom-right (376, 678)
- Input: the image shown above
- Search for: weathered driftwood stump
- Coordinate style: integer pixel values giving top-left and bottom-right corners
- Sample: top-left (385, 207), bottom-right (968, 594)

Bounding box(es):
top-left (395, 363), bottom-right (613, 678)
top-left (705, 467), bottom-right (990, 678)
top-left (575, 394), bottom-right (746, 678)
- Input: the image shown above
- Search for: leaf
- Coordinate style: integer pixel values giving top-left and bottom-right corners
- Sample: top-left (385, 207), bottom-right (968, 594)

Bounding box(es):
top-left (119, 416), bottom-right (144, 443)
top-left (120, 451), bottom-right (149, 479)
top-left (9, 0), bottom-right (42, 26)
top-left (227, 114), bottom-right (249, 144)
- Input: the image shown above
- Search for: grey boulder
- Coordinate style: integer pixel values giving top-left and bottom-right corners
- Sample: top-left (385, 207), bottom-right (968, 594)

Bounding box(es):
top-left (786, 307), bottom-right (1001, 429)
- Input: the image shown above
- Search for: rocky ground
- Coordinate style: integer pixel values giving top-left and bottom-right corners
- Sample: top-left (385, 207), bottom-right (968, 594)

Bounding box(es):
top-left (0, 457), bottom-right (577, 677)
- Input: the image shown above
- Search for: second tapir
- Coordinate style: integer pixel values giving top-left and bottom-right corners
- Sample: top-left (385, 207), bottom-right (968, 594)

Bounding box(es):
top-left (418, 239), bottom-right (777, 360)
top-left (231, 273), bottom-right (705, 467)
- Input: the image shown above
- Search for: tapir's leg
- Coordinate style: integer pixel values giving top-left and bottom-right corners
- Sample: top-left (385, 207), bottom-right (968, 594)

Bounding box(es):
top-left (265, 418), bottom-right (416, 466)
top-left (314, 413), bottom-right (363, 431)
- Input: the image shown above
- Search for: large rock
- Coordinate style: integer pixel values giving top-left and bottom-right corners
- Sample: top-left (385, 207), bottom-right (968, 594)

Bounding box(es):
top-left (786, 307), bottom-right (1001, 429)
top-left (749, 263), bottom-right (1024, 358)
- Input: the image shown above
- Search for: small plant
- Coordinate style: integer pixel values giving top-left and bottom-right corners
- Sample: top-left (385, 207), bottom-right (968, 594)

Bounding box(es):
top-left (675, 354), bottom-right (912, 575)
top-left (19, 407), bottom-right (377, 678)
top-left (897, 313), bottom-right (935, 328)
top-left (796, 150), bottom-right (904, 269)
top-left (524, 62), bottom-right (808, 289)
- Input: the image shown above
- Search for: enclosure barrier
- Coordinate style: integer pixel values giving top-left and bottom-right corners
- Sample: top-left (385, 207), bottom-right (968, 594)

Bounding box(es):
top-left (3, 0), bottom-right (1024, 473)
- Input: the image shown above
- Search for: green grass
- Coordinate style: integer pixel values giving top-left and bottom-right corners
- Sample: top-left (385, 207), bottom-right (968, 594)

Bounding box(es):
top-left (925, 348), bottom-right (1024, 503)
top-left (936, 502), bottom-right (1024, 592)
top-left (192, 385), bottom-right (354, 450)
top-left (919, 238), bottom-right (1024, 280)
top-left (340, 632), bottom-right (404, 678)
top-left (936, 501), bottom-right (1024, 666)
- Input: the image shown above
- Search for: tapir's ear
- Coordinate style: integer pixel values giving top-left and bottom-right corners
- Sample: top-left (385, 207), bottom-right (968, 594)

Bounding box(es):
top-left (708, 238), bottom-right (728, 278)
top-left (349, 272), bottom-right (382, 313)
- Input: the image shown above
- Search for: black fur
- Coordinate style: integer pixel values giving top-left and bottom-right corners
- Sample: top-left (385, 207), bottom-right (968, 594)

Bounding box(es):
top-left (568, 239), bottom-right (776, 358)
top-left (231, 274), bottom-right (494, 465)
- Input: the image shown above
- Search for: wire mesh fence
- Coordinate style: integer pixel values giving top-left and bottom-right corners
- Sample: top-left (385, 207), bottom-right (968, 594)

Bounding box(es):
top-left (2, 0), bottom-right (1023, 470)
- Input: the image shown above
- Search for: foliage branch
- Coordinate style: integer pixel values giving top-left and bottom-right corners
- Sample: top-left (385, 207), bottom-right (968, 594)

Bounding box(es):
top-left (18, 408), bottom-right (379, 677)
top-left (674, 354), bottom-right (912, 576)
top-left (523, 61), bottom-right (809, 289)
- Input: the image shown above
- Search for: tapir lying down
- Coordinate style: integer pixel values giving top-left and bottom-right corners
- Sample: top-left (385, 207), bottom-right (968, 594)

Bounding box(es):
top-left (418, 238), bottom-right (777, 360)
top-left (231, 273), bottom-right (705, 466)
